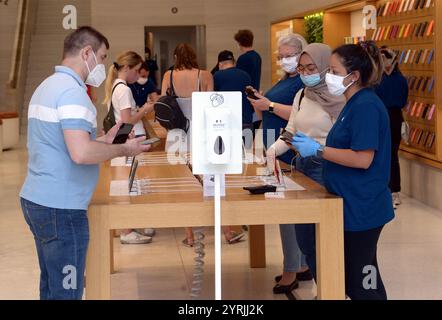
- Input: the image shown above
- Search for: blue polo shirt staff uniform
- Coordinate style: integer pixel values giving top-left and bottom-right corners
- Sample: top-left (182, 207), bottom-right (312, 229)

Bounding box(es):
top-left (324, 87), bottom-right (395, 231)
top-left (262, 75), bottom-right (304, 164)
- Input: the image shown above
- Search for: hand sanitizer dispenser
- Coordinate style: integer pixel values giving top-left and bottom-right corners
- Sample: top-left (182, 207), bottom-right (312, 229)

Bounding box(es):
top-left (205, 107), bottom-right (231, 164)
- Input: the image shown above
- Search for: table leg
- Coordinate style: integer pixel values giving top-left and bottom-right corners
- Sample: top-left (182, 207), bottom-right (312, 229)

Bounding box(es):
top-left (86, 206), bottom-right (111, 300)
top-left (248, 225), bottom-right (266, 268)
top-left (110, 230), bottom-right (115, 274)
top-left (316, 200), bottom-right (345, 300)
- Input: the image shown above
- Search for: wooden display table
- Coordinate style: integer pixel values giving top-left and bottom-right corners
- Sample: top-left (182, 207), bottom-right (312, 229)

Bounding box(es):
top-left (86, 153), bottom-right (344, 300)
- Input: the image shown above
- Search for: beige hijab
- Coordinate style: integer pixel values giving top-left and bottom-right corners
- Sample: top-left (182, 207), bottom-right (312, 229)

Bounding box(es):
top-left (301, 43), bottom-right (346, 120)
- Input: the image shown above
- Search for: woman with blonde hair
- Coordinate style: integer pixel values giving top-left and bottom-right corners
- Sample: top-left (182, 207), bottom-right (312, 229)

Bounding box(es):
top-left (103, 51), bottom-right (155, 244)
top-left (104, 51), bottom-right (154, 137)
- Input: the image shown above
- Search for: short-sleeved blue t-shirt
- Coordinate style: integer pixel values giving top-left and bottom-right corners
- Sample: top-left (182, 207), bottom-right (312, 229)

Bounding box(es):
top-left (323, 88), bottom-right (395, 231)
top-left (262, 75), bottom-right (304, 164)
top-left (374, 70), bottom-right (409, 109)
top-left (129, 79), bottom-right (157, 108)
top-left (214, 67), bottom-right (253, 125)
top-left (20, 66), bottom-right (99, 210)
top-left (236, 50), bottom-right (262, 90)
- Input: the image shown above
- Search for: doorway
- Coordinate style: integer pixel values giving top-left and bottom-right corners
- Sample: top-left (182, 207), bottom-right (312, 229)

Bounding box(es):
top-left (144, 25), bottom-right (207, 85)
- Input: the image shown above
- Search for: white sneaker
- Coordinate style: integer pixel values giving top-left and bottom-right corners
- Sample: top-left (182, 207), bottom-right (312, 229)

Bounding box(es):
top-left (136, 228), bottom-right (156, 237)
top-left (392, 193), bottom-right (402, 206)
top-left (120, 231), bottom-right (152, 244)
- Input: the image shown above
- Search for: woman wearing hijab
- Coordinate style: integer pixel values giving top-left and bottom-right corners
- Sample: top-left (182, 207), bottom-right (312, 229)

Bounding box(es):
top-left (375, 46), bottom-right (408, 209)
top-left (267, 43), bottom-right (346, 294)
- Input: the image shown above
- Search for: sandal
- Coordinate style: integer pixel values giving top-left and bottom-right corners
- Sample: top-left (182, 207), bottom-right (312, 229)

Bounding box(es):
top-left (182, 238), bottom-right (194, 247)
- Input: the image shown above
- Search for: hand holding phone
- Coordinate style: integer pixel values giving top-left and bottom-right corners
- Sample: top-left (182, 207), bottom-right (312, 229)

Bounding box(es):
top-left (112, 123), bottom-right (134, 144)
top-left (280, 130), bottom-right (293, 144)
top-left (245, 86), bottom-right (259, 100)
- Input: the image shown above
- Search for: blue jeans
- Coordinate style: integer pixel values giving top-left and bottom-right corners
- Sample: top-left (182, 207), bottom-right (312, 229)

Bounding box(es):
top-left (20, 198), bottom-right (89, 300)
top-left (292, 156), bottom-right (324, 279)
top-left (279, 156), bottom-right (323, 273)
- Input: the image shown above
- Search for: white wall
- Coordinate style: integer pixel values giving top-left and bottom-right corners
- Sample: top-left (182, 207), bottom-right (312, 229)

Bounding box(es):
top-left (0, 1), bottom-right (19, 112)
top-left (90, 0), bottom-right (270, 123)
top-left (351, 9), bottom-right (366, 38)
top-left (400, 158), bottom-right (442, 211)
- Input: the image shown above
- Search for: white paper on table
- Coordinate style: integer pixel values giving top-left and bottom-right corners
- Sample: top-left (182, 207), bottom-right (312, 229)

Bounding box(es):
top-left (109, 180), bottom-right (140, 196)
top-left (110, 157), bottom-right (128, 167)
top-left (203, 174), bottom-right (226, 197)
top-left (265, 192), bottom-right (286, 199)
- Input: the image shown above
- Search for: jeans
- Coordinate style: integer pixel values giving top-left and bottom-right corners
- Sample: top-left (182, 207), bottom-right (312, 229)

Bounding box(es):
top-left (20, 198), bottom-right (89, 300)
top-left (279, 156), bottom-right (323, 273)
top-left (293, 156), bottom-right (325, 280)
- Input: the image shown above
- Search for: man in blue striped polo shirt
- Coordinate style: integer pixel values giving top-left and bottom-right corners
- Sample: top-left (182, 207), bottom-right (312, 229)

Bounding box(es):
top-left (19, 26), bottom-right (150, 300)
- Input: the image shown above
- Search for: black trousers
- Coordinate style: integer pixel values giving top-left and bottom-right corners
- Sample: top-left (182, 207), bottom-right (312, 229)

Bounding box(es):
top-left (296, 224), bottom-right (387, 300)
top-left (344, 226), bottom-right (387, 300)
top-left (388, 108), bottom-right (403, 193)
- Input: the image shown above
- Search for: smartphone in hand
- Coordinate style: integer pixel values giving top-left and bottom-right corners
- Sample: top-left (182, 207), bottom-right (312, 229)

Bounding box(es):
top-left (112, 123), bottom-right (134, 144)
top-left (245, 87), bottom-right (259, 100)
top-left (141, 137), bottom-right (160, 145)
top-left (280, 130), bottom-right (293, 144)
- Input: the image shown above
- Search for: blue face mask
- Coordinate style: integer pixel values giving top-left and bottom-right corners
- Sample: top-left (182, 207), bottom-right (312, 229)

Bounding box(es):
top-left (300, 73), bottom-right (321, 87)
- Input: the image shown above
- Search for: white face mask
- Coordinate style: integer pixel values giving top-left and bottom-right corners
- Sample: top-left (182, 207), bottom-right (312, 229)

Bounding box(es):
top-left (280, 56), bottom-right (298, 74)
top-left (85, 51), bottom-right (106, 88)
top-left (137, 77), bottom-right (148, 85)
top-left (325, 72), bottom-right (355, 96)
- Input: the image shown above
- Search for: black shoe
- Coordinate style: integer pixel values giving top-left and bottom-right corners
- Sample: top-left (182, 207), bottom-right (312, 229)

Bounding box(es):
top-left (274, 269), bottom-right (313, 283)
top-left (273, 279), bottom-right (299, 294)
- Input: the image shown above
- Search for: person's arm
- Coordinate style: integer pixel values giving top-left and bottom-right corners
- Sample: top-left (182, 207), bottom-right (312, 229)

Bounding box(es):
top-left (323, 147), bottom-right (375, 169)
top-left (247, 90), bottom-right (292, 120)
top-left (148, 91), bottom-right (159, 103)
top-left (116, 85), bottom-right (154, 125)
top-left (161, 70), bottom-right (171, 96)
top-left (202, 71), bottom-right (214, 91)
top-left (64, 130), bottom-right (150, 165)
top-left (119, 102), bottom-right (154, 125)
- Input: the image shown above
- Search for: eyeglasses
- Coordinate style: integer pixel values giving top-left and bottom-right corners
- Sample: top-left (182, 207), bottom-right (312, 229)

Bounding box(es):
top-left (277, 53), bottom-right (300, 61)
top-left (296, 63), bottom-right (320, 74)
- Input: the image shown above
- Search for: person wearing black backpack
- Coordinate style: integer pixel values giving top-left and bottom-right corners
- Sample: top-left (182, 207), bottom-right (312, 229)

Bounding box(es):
top-left (103, 51), bottom-right (154, 137)
top-left (159, 43), bottom-right (213, 248)
top-left (103, 50), bottom-right (156, 244)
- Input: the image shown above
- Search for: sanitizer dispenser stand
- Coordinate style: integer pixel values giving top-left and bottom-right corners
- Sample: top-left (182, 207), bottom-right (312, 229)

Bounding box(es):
top-left (192, 92), bottom-right (243, 300)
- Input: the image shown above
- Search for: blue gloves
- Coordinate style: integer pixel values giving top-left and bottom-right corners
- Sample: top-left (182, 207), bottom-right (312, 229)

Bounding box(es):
top-left (291, 131), bottom-right (320, 158)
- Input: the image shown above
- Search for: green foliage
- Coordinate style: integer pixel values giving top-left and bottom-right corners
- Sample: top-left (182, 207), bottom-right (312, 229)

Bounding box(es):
top-left (304, 13), bottom-right (323, 44)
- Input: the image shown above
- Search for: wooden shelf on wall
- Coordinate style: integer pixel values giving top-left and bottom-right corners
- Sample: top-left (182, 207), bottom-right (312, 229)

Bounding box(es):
top-left (270, 0), bottom-right (374, 85)
top-left (369, 0), bottom-right (441, 169)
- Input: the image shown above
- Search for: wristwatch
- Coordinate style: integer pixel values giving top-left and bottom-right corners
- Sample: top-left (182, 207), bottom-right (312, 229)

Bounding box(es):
top-left (269, 102), bottom-right (275, 113)
top-left (316, 144), bottom-right (325, 158)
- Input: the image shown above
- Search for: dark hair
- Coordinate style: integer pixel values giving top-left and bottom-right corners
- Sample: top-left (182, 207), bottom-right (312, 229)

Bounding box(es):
top-left (140, 61), bottom-right (150, 72)
top-left (333, 41), bottom-right (383, 87)
top-left (380, 45), bottom-right (400, 73)
top-left (173, 43), bottom-right (199, 70)
top-left (234, 29), bottom-right (254, 47)
top-left (63, 26), bottom-right (109, 58)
